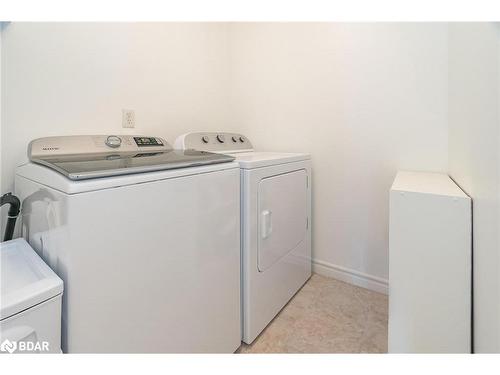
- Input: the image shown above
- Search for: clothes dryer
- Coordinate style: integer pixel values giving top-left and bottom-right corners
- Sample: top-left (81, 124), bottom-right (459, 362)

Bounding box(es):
top-left (175, 132), bottom-right (311, 344)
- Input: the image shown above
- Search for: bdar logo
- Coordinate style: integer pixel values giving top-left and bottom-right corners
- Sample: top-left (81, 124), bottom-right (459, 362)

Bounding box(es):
top-left (0, 339), bottom-right (17, 354)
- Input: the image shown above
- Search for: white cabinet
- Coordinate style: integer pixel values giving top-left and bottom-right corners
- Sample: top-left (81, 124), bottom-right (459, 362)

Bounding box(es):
top-left (388, 171), bottom-right (472, 353)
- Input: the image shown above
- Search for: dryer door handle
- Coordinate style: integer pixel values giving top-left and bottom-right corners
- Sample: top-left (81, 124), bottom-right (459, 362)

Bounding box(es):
top-left (261, 210), bottom-right (273, 239)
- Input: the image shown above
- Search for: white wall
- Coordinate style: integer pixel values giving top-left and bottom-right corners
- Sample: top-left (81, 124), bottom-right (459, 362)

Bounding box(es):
top-left (0, 23), bottom-right (9, 237)
top-left (1, 25), bottom-right (3, 235)
top-left (1, 23), bottom-right (450, 294)
top-left (448, 23), bottom-right (500, 353)
top-left (1, 22), bottom-right (234, 194)
top-left (228, 23), bottom-right (449, 289)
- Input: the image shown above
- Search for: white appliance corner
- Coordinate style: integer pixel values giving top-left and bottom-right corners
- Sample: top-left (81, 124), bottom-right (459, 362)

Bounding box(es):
top-left (312, 259), bottom-right (388, 295)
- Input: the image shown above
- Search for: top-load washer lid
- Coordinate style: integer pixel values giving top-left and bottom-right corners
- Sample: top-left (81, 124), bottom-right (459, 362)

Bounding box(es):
top-left (28, 135), bottom-right (235, 180)
top-left (1, 239), bottom-right (63, 320)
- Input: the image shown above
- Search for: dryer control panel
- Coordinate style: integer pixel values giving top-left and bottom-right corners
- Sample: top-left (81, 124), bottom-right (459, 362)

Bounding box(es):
top-left (175, 132), bottom-right (254, 153)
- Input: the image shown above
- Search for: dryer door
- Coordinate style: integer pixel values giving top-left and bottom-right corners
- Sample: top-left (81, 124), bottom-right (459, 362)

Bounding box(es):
top-left (258, 169), bottom-right (308, 271)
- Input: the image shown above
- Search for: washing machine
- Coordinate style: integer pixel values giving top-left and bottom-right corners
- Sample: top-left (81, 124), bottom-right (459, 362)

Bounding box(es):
top-left (15, 135), bottom-right (241, 353)
top-left (175, 132), bottom-right (311, 344)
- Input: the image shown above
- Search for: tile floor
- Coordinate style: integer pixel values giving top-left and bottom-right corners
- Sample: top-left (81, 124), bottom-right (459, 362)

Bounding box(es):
top-left (237, 274), bottom-right (388, 353)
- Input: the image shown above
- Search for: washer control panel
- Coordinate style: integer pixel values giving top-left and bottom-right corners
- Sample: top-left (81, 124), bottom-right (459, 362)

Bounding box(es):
top-left (175, 132), bottom-right (253, 153)
top-left (29, 135), bottom-right (171, 159)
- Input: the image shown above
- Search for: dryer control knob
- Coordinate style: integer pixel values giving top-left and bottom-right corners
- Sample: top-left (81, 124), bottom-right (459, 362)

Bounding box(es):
top-left (239, 136), bottom-right (245, 143)
top-left (231, 136), bottom-right (238, 143)
top-left (201, 136), bottom-right (209, 144)
top-left (105, 135), bottom-right (122, 148)
top-left (216, 134), bottom-right (225, 143)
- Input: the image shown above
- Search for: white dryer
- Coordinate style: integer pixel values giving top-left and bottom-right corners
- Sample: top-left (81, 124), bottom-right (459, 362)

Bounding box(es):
top-left (15, 135), bottom-right (241, 353)
top-left (175, 132), bottom-right (312, 344)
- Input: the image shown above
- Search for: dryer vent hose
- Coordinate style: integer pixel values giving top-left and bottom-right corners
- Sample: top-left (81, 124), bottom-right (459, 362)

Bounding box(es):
top-left (1, 192), bottom-right (21, 241)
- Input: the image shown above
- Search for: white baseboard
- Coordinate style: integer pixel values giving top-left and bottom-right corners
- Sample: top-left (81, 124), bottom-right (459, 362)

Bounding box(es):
top-left (312, 259), bottom-right (388, 295)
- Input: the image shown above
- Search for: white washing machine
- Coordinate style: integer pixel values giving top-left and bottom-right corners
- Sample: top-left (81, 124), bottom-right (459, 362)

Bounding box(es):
top-left (175, 132), bottom-right (312, 344)
top-left (15, 135), bottom-right (241, 353)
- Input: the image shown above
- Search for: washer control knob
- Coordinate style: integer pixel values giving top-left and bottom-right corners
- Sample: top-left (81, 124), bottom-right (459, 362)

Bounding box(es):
top-left (231, 136), bottom-right (238, 143)
top-left (239, 136), bottom-right (245, 143)
top-left (201, 136), bottom-right (210, 144)
top-left (105, 135), bottom-right (122, 148)
top-left (216, 134), bottom-right (225, 143)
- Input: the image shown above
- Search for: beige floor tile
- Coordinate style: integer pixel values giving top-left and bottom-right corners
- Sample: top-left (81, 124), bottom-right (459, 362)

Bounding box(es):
top-left (237, 274), bottom-right (388, 353)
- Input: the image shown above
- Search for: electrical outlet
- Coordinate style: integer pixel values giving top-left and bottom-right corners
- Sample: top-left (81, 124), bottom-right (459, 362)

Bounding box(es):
top-left (122, 109), bottom-right (135, 128)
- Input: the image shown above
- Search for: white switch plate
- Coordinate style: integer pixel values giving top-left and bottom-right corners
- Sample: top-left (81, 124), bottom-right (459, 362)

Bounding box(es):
top-left (122, 109), bottom-right (135, 128)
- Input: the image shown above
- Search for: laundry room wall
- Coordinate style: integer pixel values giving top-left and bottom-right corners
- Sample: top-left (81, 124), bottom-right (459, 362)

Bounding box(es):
top-left (2, 22), bottom-right (450, 294)
top-left (448, 22), bottom-right (500, 353)
top-left (1, 25), bottom-right (4, 235)
top-left (227, 23), bottom-right (449, 292)
top-left (0, 23), bottom-right (234, 197)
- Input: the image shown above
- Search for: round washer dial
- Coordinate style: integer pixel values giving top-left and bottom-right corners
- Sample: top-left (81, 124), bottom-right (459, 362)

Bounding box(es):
top-left (105, 135), bottom-right (122, 148)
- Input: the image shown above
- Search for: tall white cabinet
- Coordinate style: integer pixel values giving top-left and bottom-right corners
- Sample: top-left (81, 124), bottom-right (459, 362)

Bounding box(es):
top-left (389, 171), bottom-right (472, 353)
